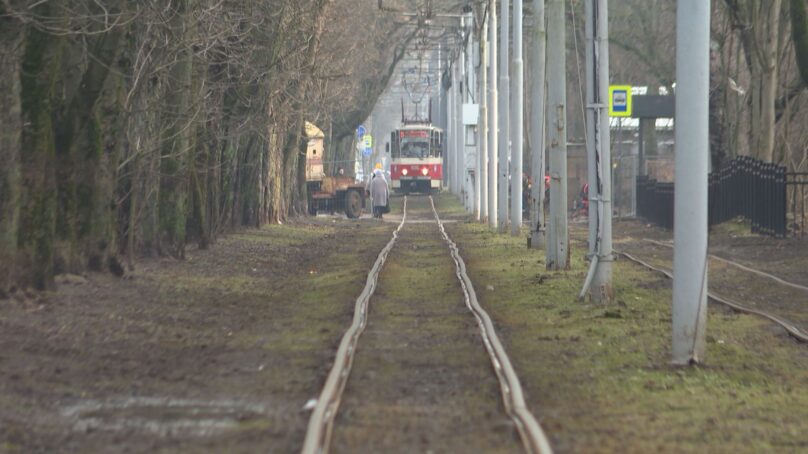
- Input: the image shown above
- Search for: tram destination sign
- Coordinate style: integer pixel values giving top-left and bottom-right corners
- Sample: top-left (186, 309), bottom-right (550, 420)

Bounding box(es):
top-left (399, 130), bottom-right (429, 138)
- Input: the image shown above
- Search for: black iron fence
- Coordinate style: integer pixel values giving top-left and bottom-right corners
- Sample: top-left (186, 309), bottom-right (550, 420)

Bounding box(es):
top-left (786, 172), bottom-right (808, 236)
top-left (636, 156), bottom-right (787, 237)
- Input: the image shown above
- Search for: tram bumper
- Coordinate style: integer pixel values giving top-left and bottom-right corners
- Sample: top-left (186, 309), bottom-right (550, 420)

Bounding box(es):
top-left (395, 177), bottom-right (433, 193)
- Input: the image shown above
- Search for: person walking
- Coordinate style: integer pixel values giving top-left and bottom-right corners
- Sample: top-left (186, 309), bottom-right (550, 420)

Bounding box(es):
top-left (369, 168), bottom-right (389, 219)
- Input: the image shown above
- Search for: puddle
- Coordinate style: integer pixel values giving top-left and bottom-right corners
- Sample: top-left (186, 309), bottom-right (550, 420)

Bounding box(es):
top-left (61, 397), bottom-right (270, 437)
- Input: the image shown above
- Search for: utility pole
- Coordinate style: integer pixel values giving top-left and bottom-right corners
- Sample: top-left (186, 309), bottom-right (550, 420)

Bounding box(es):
top-left (546, 0), bottom-right (568, 269)
top-left (584, 0), bottom-right (597, 257)
top-left (672, 0), bottom-right (710, 365)
top-left (580, 0), bottom-right (614, 303)
top-left (448, 62), bottom-right (456, 193)
top-left (510, 0), bottom-right (524, 236)
top-left (488, 0), bottom-right (499, 231)
top-left (498, 0), bottom-right (510, 233)
top-left (457, 16), bottom-right (466, 201)
top-left (529, 0), bottom-right (546, 248)
top-left (441, 59), bottom-right (454, 192)
top-left (478, 18), bottom-right (489, 222)
top-left (465, 13), bottom-right (475, 213)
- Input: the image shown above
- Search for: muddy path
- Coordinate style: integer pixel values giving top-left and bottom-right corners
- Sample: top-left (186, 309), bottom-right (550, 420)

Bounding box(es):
top-left (0, 216), bottom-right (396, 453)
top-left (611, 220), bottom-right (808, 334)
top-left (329, 195), bottom-right (522, 453)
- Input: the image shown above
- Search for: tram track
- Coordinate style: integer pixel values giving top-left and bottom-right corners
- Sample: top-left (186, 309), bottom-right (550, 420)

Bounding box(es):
top-left (302, 195), bottom-right (552, 454)
top-left (430, 196), bottom-right (553, 454)
top-left (301, 197), bottom-right (410, 454)
top-left (640, 238), bottom-right (808, 294)
top-left (613, 242), bottom-right (808, 343)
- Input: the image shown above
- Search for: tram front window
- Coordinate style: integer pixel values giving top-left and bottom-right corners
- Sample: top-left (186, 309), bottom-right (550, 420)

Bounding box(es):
top-left (400, 140), bottom-right (430, 159)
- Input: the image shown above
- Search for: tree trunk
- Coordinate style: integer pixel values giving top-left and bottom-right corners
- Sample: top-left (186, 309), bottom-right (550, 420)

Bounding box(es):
top-left (792, 0), bottom-right (808, 86)
top-left (0, 16), bottom-right (23, 296)
top-left (758, 0), bottom-right (782, 162)
top-left (158, 0), bottom-right (193, 258)
top-left (61, 27), bottom-right (124, 271)
top-left (18, 8), bottom-right (63, 289)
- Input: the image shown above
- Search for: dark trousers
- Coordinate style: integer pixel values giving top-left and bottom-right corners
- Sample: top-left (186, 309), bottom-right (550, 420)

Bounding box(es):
top-left (373, 206), bottom-right (384, 218)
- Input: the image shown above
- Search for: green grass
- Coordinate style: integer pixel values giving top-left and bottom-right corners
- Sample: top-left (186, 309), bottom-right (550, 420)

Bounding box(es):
top-left (439, 195), bottom-right (808, 453)
top-left (711, 217), bottom-right (756, 237)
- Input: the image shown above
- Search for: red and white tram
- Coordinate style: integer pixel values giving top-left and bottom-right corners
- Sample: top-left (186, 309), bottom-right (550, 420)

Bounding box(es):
top-left (389, 124), bottom-right (444, 194)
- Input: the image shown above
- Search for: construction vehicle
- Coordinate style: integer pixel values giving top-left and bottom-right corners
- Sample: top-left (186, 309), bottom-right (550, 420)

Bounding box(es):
top-left (304, 122), bottom-right (367, 218)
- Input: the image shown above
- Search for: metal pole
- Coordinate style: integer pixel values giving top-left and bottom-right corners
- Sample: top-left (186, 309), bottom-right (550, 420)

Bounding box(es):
top-left (458, 16), bottom-right (466, 200)
top-left (546, 0), bottom-right (568, 269)
top-left (529, 0), bottom-right (546, 248)
top-left (479, 19), bottom-right (489, 222)
top-left (473, 23), bottom-right (481, 219)
top-left (584, 0), bottom-right (598, 256)
top-left (498, 0), bottom-right (511, 233)
top-left (466, 14), bottom-right (475, 213)
top-left (448, 65), bottom-right (455, 193)
top-left (672, 0), bottom-right (710, 365)
top-left (488, 0), bottom-right (499, 230)
top-left (447, 61), bottom-right (453, 192)
top-left (454, 61), bottom-right (461, 195)
top-left (616, 118), bottom-right (622, 215)
top-left (591, 0), bottom-right (614, 303)
top-left (511, 0), bottom-right (524, 236)
top-left (438, 42), bottom-right (444, 187)
top-left (638, 118), bottom-right (645, 177)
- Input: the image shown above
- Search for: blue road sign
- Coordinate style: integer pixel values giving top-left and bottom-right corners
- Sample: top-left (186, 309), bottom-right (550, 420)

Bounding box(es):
top-left (363, 147), bottom-right (372, 157)
top-left (356, 125), bottom-right (366, 139)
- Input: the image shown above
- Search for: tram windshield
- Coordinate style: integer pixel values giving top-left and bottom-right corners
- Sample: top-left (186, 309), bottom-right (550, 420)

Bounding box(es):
top-left (400, 139), bottom-right (432, 159)
top-left (393, 128), bottom-right (442, 159)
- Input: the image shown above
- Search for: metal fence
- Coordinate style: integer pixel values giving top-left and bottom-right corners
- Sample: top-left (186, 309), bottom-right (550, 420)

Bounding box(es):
top-left (786, 172), bottom-right (808, 236)
top-left (636, 156), bottom-right (788, 237)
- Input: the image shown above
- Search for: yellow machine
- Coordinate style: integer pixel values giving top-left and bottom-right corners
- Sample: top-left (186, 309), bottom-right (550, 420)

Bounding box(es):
top-left (305, 122), bottom-right (366, 218)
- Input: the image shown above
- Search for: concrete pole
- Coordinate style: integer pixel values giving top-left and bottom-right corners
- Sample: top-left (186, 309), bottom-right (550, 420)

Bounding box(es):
top-left (498, 0), bottom-right (511, 233)
top-left (454, 60), bottom-right (461, 195)
top-left (591, 0), bottom-right (614, 303)
top-left (510, 0), bottom-right (524, 236)
top-left (488, 0), bottom-right (499, 230)
top-left (529, 0), bottom-right (546, 248)
top-left (479, 19), bottom-right (489, 222)
top-left (458, 17), bottom-right (466, 201)
top-left (448, 65), bottom-right (455, 193)
top-left (584, 0), bottom-right (597, 257)
top-left (672, 0), bottom-right (710, 365)
top-left (473, 24), bottom-right (481, 219)
top-left (466, 15), bottom-right (475, 213)
top-left (546, 0), bottom-right (568, 269)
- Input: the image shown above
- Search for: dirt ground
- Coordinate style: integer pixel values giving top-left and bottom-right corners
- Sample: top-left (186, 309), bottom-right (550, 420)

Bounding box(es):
top-left (2, 196), bottom-right (807, 453)
top-left (0, 215), bottom-right (396, 453)
top-left (612, 219), bottom-right (808, 332)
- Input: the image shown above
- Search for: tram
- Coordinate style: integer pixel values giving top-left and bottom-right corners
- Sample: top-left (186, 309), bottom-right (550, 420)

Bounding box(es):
top-left (389, 124), bottom-right (444, 194)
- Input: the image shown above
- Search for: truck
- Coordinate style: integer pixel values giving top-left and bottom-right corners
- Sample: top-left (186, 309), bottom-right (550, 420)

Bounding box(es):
top-left (304, 121), bottom-right (367, 218)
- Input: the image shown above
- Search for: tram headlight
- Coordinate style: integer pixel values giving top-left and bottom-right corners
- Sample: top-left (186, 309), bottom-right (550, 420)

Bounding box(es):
top-left (402, 168), bottom-right (408, 176)
top-left (421, 167), bottom-right (429, 176)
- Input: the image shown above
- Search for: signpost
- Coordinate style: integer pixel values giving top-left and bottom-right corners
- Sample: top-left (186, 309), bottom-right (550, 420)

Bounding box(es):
top-left (362, 134), bottom-right (373, 157)
top-left (356, 125), bottom-right (366, 140)
top-left (608, 85), bottom-right (633, 117)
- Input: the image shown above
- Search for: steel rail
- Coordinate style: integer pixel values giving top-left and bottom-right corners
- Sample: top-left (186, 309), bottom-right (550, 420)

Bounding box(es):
top-left (618, 250), bottom-right (808, 343)
top-left (429, 196), bottom-right (554, 454)
top-left (641, 238), bottom-right (808, 294)
top-left (301, 197), bottom-right (409, 454)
